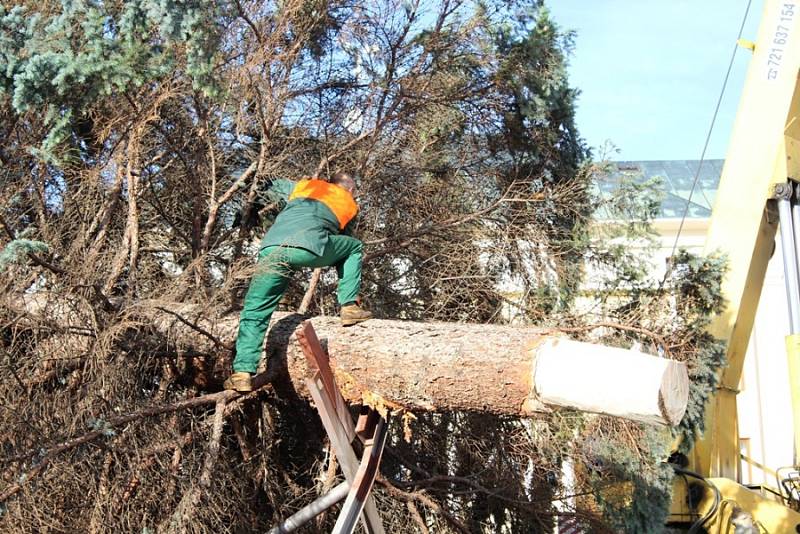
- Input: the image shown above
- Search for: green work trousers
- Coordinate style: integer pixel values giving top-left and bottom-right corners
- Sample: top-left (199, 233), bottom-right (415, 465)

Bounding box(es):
top-left (233, 235), bottom-right (363, 373)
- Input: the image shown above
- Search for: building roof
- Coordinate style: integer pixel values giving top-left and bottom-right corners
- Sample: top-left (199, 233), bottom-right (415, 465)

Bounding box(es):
top-left (595, 159), bottom-right (724, 219)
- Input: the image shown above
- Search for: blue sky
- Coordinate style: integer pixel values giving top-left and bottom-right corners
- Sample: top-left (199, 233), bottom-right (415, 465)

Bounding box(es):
top-left (547, 1), bottom-right (762, 161)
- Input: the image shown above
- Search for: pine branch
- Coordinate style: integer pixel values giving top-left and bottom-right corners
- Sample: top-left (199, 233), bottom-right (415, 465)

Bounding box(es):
top-left (0, 369), bottom-right (274, 504)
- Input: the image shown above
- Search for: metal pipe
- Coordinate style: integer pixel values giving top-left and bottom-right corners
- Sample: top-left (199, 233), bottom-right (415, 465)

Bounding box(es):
top-left (268, 481), bottom-right (350, 534)
top-left (791, 185), bottom-right (800, 326)
top-left (777, 193), bottom-right (800, 333)
top-left (785, 335), bottom-right (800, 466)
top-left (789, 183), bottom-right (800, 465)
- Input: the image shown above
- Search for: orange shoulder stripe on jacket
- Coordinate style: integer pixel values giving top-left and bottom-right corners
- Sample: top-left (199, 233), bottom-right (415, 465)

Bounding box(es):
top-left (288, 179), bottom-right (358, 229)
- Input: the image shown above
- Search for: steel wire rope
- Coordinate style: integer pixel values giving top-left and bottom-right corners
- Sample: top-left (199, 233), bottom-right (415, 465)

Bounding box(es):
top-left (658, 3), bottom-right (753, 530)
top-left (662, 0), bottom-right (754, 283)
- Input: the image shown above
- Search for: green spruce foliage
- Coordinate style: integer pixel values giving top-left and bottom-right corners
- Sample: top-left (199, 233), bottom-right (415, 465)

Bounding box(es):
top-left (0, 1), bottom-right (220, 160)
top-left (667, 249), bottom-right (728, 451)
top-left (0, 237), bottom-right (49, 271)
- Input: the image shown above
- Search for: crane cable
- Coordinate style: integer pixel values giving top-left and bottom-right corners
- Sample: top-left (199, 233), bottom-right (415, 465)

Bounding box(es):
top-left (669, 464), bottom-right (722, 533)
top-left (666, 0), bottom-right (754, 264)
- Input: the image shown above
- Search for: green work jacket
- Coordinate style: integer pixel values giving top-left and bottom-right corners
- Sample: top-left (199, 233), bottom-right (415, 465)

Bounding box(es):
top-left (259, 178), bottom-right (358, 256)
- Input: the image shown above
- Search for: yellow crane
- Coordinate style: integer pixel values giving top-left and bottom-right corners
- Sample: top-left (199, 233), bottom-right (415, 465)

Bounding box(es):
top-left (668, 0), bottom-right (800, 530)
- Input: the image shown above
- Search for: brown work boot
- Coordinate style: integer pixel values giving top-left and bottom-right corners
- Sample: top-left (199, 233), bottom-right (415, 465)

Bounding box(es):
top-left (223, 371), bottom-right (253, 392)
top-left (340, 303), bottom-right (372, 326)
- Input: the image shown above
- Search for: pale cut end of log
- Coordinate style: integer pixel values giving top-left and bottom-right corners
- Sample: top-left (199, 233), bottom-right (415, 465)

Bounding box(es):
top-left (658, 358), bottom-right (690, 426)
top-left (532, 338), bottom-right (689, 426)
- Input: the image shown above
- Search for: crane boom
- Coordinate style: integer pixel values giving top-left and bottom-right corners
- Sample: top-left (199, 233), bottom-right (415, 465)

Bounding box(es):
top-left (693, 0), bottom-right (800, 480)
top-left (670, 1), bottom-right (800, 529)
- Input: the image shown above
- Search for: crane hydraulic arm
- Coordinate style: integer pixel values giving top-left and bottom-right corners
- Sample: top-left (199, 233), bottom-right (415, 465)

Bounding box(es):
top-left (695, 0), bottom-right (800, 480)
top-left (669, 0), bottom-right (800, 530)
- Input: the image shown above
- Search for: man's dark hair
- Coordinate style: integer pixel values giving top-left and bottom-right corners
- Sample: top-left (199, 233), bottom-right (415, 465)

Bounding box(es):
top-left (330, 172), bottom-right (356, 192)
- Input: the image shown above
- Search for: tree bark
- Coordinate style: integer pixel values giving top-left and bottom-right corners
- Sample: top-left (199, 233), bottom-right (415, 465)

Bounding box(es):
top-left (260, 314), bottom-right (688, 426)
top-left (11, 297), bottom-right (689, 426)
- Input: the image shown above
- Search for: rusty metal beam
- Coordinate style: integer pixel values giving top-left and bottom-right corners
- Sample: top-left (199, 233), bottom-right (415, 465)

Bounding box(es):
top-left (295, 321), bottom-right (386, 534)
top-left (333, 415), bottom-right (389, 534)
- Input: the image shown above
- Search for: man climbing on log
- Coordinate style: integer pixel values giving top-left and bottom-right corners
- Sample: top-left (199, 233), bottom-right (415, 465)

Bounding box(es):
top-left (224, 172), bottom-right (372, 392)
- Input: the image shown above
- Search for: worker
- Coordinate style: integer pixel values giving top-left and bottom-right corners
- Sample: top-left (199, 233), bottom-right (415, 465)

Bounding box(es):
top-left (223, 172), bottom-right (372, 392)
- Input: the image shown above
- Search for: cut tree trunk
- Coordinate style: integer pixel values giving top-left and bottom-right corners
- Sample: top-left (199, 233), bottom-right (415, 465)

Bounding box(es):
top-left (10, 296), bottom-right (689, 426)
top-left (262, 314), bottom-right (688, 426)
